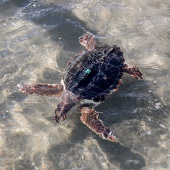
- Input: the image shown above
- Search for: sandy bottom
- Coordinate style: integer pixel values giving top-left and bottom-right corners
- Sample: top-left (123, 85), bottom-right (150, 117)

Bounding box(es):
top-left (0, 0), bottom-right (169, 169)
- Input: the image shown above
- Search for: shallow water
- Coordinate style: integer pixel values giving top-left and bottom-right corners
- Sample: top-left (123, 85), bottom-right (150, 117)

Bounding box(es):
top-left (0, 0), bottom-right (170, 169)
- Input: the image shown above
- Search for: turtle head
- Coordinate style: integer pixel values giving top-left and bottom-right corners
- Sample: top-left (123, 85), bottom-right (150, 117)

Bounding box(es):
top-left (79, 32), bottom-right (96, 51)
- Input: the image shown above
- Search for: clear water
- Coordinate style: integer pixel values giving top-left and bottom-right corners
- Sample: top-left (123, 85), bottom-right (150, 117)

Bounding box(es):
top-left (0, 0), bottom-right (169, 169)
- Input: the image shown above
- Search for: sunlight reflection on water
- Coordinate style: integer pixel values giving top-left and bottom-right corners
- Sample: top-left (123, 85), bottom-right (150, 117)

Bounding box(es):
top-left (0, 0), bottom-right (169, 169)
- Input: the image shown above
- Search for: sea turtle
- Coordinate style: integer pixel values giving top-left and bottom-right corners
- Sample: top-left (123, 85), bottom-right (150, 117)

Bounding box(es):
top-left (17, 32), bottom-right (143, 142)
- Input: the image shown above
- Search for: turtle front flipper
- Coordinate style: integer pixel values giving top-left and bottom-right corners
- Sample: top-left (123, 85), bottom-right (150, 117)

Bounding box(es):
top-left (80, 106), bottom-right (118, 142)
top-left (123, 64), bottom-right (143, 79)
top-left (17, 83), bottom-right (63, 96)
top-left (79, 32), bottom-right (96, 51)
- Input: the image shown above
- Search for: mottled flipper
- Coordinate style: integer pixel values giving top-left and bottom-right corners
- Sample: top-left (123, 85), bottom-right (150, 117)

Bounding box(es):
top-left (123, 64), bottom-right (143, 79)
top-left (80, 106), bottom-right (118, 142)
top-left (79, 32), bottom-right (96, 51)
top-left (17, 83), bottom-right (63, 96)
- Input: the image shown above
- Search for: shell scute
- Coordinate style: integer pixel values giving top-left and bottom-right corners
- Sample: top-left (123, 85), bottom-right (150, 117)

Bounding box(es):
top-left (64, 45), bottom-right (125, 102)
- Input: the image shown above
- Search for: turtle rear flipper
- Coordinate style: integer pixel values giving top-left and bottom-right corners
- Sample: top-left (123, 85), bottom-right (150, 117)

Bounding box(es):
top-left (17, 83), bottom-right (63, 96)
top-left (123, 64), bottom-right (143, 79)
top-left (79, 32), bottom-right (96, 51)
top-left (80, 106), bottom-right (118, 142)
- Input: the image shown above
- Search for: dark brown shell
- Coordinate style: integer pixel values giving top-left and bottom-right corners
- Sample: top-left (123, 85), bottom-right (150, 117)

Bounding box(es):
top-left (63, 45), bottom-right (125, 102)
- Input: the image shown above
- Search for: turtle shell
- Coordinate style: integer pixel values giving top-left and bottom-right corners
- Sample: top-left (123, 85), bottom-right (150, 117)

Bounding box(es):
top-left (63, 45), bottom-right (125, 102)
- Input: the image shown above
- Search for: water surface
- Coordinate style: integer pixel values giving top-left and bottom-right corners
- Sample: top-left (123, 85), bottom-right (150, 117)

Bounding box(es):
top-left (0, 0), bottom-right (170, 169)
